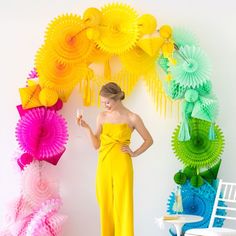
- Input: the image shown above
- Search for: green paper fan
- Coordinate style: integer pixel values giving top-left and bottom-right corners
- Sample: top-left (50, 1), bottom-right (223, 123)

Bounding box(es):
top-left (173, 27), bottom-right (199, 48)
top-left (169, 45), bottom-right (211, 88)
top-left (192, 96), bottom-right (218, 122)
top-left (172, 118), bottom-right (225, 168)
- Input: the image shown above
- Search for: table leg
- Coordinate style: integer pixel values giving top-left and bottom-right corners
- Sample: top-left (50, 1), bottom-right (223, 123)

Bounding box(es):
top-left (173, 223), bottom-right (184, 236)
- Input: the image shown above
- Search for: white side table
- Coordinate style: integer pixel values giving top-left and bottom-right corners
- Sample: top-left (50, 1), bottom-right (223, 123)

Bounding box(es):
top-left (158, 214), bottom-right (203, 236)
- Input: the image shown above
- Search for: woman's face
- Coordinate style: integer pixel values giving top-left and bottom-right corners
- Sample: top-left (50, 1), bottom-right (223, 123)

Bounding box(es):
top-left (100, 96), bottom-right (118, 112)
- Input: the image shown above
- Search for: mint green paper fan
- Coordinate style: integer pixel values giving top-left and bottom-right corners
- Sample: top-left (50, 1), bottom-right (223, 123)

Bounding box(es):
top-left (172, 118), bottom-right (225, 168)
top-left (169, 45), bottom-right (211, 88)
top-left (192, 96), bottom-right (218, 122)
top-left (173, 27), bottom-right (199, 48)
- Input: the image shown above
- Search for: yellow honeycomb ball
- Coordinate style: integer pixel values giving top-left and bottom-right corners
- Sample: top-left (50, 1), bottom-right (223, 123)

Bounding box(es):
top-left (138, 14), bottom-right (157, 35)
top-left (86, 27), bottom-right (100, 40)
top-left (83, 8), bottom-right (102, 27)
top-left (39, 88), bottom-right (58, 107)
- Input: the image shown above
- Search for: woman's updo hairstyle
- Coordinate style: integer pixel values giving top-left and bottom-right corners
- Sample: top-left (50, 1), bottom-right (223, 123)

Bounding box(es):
top-left (99, 82), bottom-right (125, 101)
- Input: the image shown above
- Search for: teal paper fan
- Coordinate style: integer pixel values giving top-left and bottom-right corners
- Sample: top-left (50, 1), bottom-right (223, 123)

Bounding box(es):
top-left (172, 118), bottom-right (225, 168)
top-left (173, 27), bottom-right (199, 48)
top-left (169, 45), bottom-right (211, 88)
top-left (192, 96), bottom-right (218, 122)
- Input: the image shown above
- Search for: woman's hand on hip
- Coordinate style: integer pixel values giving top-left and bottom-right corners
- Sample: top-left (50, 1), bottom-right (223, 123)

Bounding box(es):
top-left (121, 145), bottom-right (136, 157)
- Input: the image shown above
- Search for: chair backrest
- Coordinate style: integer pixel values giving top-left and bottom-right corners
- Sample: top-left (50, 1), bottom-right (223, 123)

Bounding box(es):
top-left (209, 179), bottom-right (236, 228)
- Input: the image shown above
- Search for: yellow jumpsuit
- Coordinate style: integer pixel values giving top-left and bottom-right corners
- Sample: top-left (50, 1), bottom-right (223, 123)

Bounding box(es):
top-left (96, 123), bottom-right (134, 236)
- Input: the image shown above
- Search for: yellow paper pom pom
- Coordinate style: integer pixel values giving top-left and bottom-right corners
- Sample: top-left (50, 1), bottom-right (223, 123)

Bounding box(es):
top-left (45, 14), bottom-right (94, 64)
top-left (39, 88), bottom-right (58, 107)
top-left (95, 3), bottom-right (140, 54)
top-left (35, 46), bottom-right (88, 102)
top-left (83, 7), bottom-right (102, 27)
top-left (160, 25), bottom-right (172, 39)
top-left (138, 14), bottom-right (157, 35)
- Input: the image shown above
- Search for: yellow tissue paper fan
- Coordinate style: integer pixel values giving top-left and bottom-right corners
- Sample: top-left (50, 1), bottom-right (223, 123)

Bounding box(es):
top-left (45, 14), bottom-right (95, 64)
top-left (35, 46), bottom-right (88, 102)
top-left (95, 3), bottom-right (140, 54)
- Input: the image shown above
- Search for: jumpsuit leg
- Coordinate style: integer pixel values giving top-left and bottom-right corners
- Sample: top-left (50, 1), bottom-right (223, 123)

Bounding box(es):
top-left (96, 158), bottom-right (114, 236)
top-left (113, 156), bottom-right (134, 236)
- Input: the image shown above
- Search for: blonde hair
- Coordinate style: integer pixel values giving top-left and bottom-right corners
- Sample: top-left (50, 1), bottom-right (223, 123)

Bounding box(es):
top-left (99, 82), bottom-right (125, 101)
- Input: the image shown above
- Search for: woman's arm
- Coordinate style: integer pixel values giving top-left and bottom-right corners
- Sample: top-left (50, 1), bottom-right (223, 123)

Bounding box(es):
top-left (78, 114), bottom-right (102, 150)
top-left (121, 114), bottom-right (153, 157)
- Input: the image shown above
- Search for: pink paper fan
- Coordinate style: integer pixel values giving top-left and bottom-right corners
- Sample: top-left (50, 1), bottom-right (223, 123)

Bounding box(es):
top-left (16, 107), bottom-right (68, 159)
top-left (22, 161), bottom-right (59, 208)
top-left (25, 198), bottom-right (63, 236)
top-left (38, 147), bottom-right (66, 165)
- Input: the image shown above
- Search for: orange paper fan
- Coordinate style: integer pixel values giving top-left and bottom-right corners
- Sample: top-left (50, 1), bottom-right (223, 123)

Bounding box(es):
top-left (35, 46), bottom-right (88, 102)
top-left (45, 14), bottom-right (94, 64)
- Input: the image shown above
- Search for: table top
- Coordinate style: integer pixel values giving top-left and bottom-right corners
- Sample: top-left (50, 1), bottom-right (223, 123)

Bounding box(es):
top-left (163, 214), bottom-right (203, 224)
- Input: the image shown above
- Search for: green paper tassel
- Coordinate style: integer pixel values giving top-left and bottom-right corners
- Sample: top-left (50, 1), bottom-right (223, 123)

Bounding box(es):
top-left (178, 118), bottom-right (190, 141)
top-left (209, 122), bottom-right (216, 140)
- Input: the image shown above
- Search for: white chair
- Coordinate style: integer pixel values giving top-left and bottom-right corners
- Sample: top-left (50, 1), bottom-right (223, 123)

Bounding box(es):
top-left (185, 179), bottom-right (236, 236)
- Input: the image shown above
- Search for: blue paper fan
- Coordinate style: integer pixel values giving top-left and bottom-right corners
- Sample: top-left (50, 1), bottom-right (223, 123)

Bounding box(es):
top-left (167, 180), bottom-right (226, 235)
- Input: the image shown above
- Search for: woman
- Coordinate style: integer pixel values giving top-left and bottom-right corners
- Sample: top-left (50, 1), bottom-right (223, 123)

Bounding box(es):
top-left (77, 82), bottom-right (153, 236)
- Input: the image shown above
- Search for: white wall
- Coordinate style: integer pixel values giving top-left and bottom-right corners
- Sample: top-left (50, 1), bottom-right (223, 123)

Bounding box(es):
top-left (0, 0), bottom-right (236, 235)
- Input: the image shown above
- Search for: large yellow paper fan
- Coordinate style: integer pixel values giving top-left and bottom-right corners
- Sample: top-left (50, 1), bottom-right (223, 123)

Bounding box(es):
top-left (35, 46), bottom-right (88, 101)
top-left (45, 14), bottom-right (94, 64)
top-left (95, 3), bottom-right (140, 54)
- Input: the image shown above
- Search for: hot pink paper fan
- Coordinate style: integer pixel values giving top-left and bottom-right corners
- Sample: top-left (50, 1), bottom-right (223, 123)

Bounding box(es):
top-left (22, 161), bottom-right (59, 208)
top-left (16, 107), bottom-right (68, 159)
